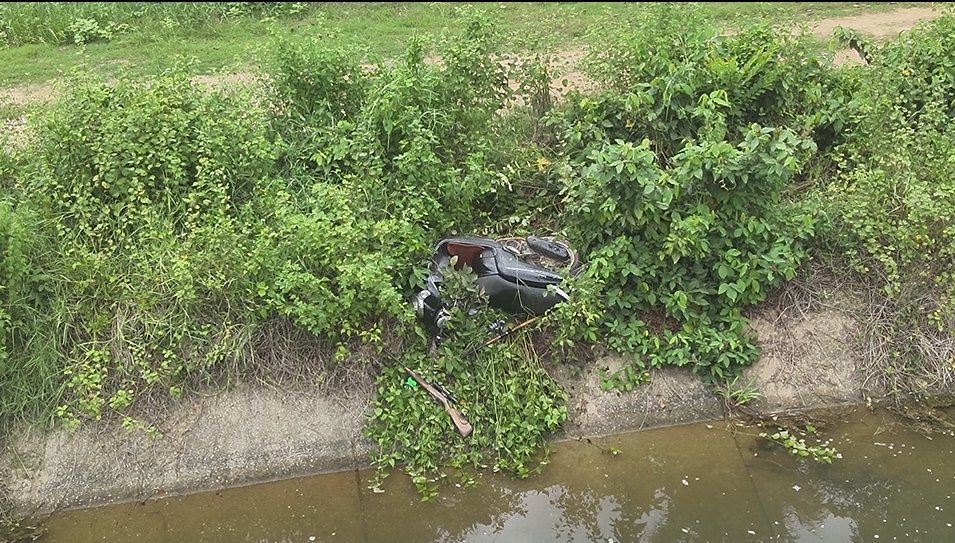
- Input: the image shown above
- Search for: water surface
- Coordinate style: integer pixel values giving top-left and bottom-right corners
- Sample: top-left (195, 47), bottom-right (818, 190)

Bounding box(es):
top-left (39, 407), bottom-right (955, 542)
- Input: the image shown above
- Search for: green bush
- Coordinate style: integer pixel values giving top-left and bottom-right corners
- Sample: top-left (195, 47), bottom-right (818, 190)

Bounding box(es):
top-left (247, 179), bottom-right (422, 341)
top-left (871, 13), bottom-right (955, 131)
top-left (365, 264), bottom-right (567, 498)
top-left (32, 73), bottom-right (275, 238)
top-left (258, 15), bottom-right (524, 342)
top-left (585, 6), bottom-right (851, 157)
top-left (1, 15), bottom-right (527, 430)
top-left (558, 126), bottom-right (817, 381)
top-left (268, 15), bottom-right (511, 236)
top-left (549, 10), bottom-right (833, 382)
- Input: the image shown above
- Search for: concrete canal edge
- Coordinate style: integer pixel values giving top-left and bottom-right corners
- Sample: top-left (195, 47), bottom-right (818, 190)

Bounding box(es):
top-left (0, 289), bottom-right (916, 517)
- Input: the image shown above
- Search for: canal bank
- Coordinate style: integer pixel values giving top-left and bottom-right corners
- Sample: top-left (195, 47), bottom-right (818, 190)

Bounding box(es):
top-left (0, 287), bottom-right (942, 517)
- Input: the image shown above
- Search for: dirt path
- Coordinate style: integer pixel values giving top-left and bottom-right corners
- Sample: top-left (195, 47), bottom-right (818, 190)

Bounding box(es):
top-left (808, 6), bottom-right (939, 40)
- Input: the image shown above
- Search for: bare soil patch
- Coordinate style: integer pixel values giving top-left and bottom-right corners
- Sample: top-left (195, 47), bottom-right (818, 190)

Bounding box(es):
top-left (808, 6), bottom-right (939, 40)
top-left (1, 83), bottom-right (55, 106)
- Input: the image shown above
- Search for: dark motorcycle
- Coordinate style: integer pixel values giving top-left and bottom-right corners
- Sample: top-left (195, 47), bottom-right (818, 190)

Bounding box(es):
top-left (412, 235), bottom-right (581, 330)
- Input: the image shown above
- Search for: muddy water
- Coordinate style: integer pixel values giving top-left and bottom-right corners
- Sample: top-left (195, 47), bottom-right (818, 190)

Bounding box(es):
top-left (39, 407), bottom-right (955, 542)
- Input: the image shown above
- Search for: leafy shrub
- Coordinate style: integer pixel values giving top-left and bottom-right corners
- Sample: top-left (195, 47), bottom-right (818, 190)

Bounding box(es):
top-left (247, 179), bottom-right (423, 341)
top-left (67, 17), bottom-right (127, 45)
top-left (268, 15), bottom-right (511, 236)
top-left (551, 9), bottom-right (830, 382)
top-left (365, 264), bottom-right (567, 498)
top-left (869, 13), bottom-right (955, 131)
top-left (258, 15), bottom-right (523, 344)
top-left (558, 128), bottom-right (816, 381)
top-left (33, 72), bottom-right (275, 240)
top-left (2, 14), bottom-right (527, 430)
top-left (585, 5), bottom-right (851, 158)
top-left (0, 12), bottom-right (531, 433)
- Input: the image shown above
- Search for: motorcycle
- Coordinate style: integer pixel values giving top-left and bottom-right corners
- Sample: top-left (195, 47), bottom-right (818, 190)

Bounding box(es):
top-left (411, 235), bottom-right (581, 331)
top-left (404, 235), bottom-right (581, 436)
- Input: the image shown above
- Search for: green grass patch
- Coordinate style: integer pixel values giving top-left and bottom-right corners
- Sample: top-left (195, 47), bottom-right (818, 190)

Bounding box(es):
top-left (0, 2), bottom-right (926, 88)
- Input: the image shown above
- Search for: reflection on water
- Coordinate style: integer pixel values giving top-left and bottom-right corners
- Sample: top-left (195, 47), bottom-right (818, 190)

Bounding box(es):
top-left (39, 407), bottom-right (955, 542)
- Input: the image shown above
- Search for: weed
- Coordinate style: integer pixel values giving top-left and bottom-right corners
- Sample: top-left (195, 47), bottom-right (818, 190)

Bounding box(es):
top-left (760, 427), bottom-right (842, 464)
top-left (817, 14), bottom-right (955, 399)
top-left (365, 263), bottom-right (567, 498)
top-left (715, 376), bottom-right (763, 411)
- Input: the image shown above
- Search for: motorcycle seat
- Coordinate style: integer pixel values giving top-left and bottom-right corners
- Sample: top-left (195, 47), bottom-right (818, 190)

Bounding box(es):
top-left (432, 236), bottom-right (564, 288)
top-left (489, 247), bottom-right (563, 288)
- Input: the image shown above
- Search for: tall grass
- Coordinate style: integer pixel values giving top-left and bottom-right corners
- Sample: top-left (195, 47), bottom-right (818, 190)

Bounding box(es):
top-left (0, 199), bottom-right (62, 428)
